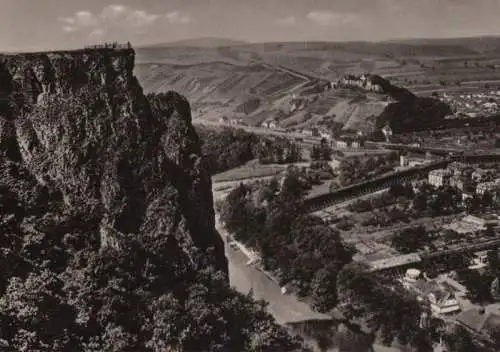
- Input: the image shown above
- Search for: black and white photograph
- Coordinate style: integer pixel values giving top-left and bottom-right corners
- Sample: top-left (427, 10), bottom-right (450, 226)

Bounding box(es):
top-left (2, 1), bottom-right (500, 351)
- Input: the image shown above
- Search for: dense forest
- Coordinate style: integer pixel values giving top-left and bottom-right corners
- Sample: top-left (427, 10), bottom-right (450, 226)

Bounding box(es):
top-left (197, 127), bottom-right (302, 175)
top-left (219, 168), bottom-right (353, 313)
top-left (197, 127), bottom-right (260, 174)
top-left (376, 97), bottom-right (452, 133)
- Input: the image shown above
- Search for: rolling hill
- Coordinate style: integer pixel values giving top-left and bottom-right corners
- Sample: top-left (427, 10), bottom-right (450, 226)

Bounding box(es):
top-left (134, 36), bottom-right (500, 133)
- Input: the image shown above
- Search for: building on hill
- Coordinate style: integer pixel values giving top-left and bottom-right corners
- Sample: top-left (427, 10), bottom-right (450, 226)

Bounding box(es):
top-left (428, 169), bottom-right (453, 187)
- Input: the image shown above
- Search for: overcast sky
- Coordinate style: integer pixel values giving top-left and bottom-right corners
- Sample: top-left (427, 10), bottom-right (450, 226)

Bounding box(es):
top-left (2, 0), bottom-right (500, 51)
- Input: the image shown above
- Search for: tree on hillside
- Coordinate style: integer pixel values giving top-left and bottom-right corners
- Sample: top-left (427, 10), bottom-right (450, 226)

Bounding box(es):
top-left (310, 265), bottom-right (340, 313)
top-left (336, 263), bottom-right (424, 347)
top-left (458, 269), bottom-right (494, 304)
top-left (311, 139), bottom-right (332, 162)
top-left (198, 127), bottom-right (260, 174)
top-left (412, 193), bottom-right (428, 212)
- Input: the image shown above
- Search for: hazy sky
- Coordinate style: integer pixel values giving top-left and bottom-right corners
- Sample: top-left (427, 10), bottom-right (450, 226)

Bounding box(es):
top-left (2, 0), bottom-right (500, 51)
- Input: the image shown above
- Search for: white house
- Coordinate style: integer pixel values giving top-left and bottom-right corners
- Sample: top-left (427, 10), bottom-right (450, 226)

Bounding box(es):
top-left (402, 268), bottom-right (422, 289)
top-left (413, 279), bottom-right (461, 317)
top-left (269, 120), bottom-right (279, 129)
top-left (428, 169), bottom-right (452, 187)
top-left (320, 131), bottom-right (333, 140)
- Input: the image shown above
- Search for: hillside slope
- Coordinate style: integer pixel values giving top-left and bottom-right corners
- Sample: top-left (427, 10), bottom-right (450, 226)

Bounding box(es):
top-left (135, 57), bottom-right (396, 133)
top-left (0, 47), bottom-right (305, 351)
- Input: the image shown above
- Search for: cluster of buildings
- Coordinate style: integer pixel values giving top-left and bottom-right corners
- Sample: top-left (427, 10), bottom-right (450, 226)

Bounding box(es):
top-left (260, 118), bottom-right (280, 129)
top-left (335, 133), bottom-right (365, 149)
top-left (402, 269), bottom-right (461, 317)
top-left (439, 91), bottom-right (500, 119)
top-left (443, 214), bottom-right (500, 237)
top-left (400, 269), bottom-right (500, 348)
top-left (427, 162), bottom-right (500, 200)
top-left (334, 73), bottom-right (385, 93)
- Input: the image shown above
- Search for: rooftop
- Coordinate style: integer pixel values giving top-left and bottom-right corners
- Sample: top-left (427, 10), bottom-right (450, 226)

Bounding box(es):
top-left (429, 169), bottom-right (452, 177)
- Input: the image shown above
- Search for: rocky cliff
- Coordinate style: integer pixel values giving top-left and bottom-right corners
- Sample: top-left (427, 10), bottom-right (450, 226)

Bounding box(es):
top-left (0, 47), bottom-right (307, 351)
top-left (0, 47), bottom-right (227, 274)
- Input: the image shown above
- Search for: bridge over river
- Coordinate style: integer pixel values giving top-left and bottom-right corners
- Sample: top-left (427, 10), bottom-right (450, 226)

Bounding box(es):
top-left (305, 153), bottom-right (500, 213)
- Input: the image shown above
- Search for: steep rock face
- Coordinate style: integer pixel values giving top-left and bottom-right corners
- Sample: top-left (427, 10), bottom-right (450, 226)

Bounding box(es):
top-left (0, 48), bottom-right (227, 275)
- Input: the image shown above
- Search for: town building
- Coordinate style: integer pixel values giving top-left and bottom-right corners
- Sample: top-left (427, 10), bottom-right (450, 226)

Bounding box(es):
top-left (402, 269), bottom-right (461, 317)
top-left (230, 118), bottom-right (243, 126)
top-left (469, 250), bottom-right (489, 270)
top-left (302, 128), bottom-right (319, 137)
top-left (319, 130), bottom-right (333, 141)
top-left (410, 278), bottom-right (461, 317)
top-left (450, 175), bottom-right (472, 192)
top-left (400, 153), bottom-right (428, 168)
top-left (476, 180), bottom-right (500, 196)
top-left (335, 134), bottom-right (365, 149)
top-left (269, 119), bottom-right (279, 129)
top-left (463, 214), bottom-right (500, 229)
top-left (402, 268), bottom-right (422, 289)
top-left (428, 169), bottom-right (453, 187)
top-left (472, 169), bottom-right (488, 182)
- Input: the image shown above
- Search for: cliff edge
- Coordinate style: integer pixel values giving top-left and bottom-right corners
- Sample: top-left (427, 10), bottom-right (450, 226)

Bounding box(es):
top-left (0, 47), bottom-right (226, 274)
top-left (0, 48), bottom-right (305, 351)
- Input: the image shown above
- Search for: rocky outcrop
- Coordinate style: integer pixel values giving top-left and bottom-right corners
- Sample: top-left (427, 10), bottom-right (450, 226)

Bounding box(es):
top-left (0, 47), bottom-right (227, 275)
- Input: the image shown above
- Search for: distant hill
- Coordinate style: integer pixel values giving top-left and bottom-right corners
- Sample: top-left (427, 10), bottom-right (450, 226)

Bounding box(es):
top-left (135, 36), bottom-right (500, 134)
top-left (146, 37), bottom-right (250, 48)
top-left (134, 58), bottom-right (399, 134)
top-left (385, 35), bottom-right (500, 55)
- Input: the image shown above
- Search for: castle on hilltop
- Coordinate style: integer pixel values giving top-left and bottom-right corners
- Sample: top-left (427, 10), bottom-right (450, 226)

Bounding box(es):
top-left (334, 73), bottom-right (384, 93)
